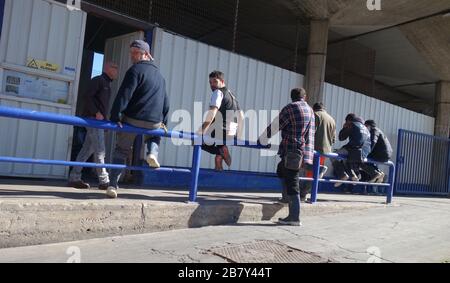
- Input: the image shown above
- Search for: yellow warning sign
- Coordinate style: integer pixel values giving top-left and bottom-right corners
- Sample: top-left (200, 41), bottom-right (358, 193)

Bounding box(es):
top-left (27, 58), bottom-right (60, 73)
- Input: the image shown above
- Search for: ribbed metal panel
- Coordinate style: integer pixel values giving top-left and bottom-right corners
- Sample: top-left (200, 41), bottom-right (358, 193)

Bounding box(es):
top-left (322, 82), bottom-right (435, 164)
top-left (153, 28), bottom-right (435, 175)
top-left (152, 28), bottom-right (302, 173)
top-left (0, 0), bottom-right (86, 178)
top-left (0, 97), bottom-right (72, 178)
top-left (0, 0), bottom-right (84, 78)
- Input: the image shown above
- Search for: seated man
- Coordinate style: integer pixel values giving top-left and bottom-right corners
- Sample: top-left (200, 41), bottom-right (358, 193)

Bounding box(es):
top-left (361, 120), bottom-right (393, 184)
top-left (333, 114), bottom-right (371, 187)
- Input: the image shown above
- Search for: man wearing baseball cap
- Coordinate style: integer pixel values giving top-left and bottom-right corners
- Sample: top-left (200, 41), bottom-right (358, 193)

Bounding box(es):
top-left (107, 39), bottom-right (170, 199)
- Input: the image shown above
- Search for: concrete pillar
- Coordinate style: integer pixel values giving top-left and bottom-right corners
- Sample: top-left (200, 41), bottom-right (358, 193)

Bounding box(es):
top-left (305, 20), bottom-right (329, 104)
top-left (435, 81), bottom-right (450, 138)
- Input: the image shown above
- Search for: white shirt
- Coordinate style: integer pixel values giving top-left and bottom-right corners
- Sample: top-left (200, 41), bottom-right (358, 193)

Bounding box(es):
top-left (210, 89), bottom-right (224, 109)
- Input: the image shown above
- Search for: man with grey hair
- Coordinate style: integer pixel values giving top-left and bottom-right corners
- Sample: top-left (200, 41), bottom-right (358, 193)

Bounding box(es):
top-left (68, 61), bottom-right (119, 190)
top-left (107, 40), bottom-right (170, 199)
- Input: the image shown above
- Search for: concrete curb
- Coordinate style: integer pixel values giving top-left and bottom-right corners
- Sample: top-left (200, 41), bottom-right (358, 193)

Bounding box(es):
top-left (0, 199), bottom-right (386, 249)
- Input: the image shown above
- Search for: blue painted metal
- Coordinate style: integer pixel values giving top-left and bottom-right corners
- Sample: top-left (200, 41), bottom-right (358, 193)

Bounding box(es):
top-left (0, 106), bottom-right (270, 203)
top-left (310, 153), bottom-right (321, 203)
top-left (189, 145), bottom-right (202, 202)
top-left (0, 106), bottom-right (397, 204)
top-left (0, 156), bottom-right (191, 174)
top-left (395, 129), bottom-right (450, 196)
top-left (387, 163), bottom-right (395, 204)
top-left (394, 129), bottom-right (404, 194)
top-left (0, 0), bottom-right (5, 39)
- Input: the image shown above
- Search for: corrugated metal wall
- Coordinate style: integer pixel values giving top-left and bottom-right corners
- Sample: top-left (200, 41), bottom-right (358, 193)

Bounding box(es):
top-left (0, 98), bottom-right (72, 178)
top-left (0, 0), bottom-right (86, 178)
top-left (152, 28), bottom-right (302, 173)
top-left (153, 28), bottom-right (435, 175)
top-left (0, 0), bottom-right (84, 78)
top-left (322, 82), bottom-right (435, 164)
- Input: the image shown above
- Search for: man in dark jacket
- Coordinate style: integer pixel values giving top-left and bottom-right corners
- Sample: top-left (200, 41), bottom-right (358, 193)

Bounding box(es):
top-left (333, 113), bottom-right (371, 187)
top-left (107, 40), bottom-right (170, 199)
top-left (68, 62), bottom-right (118, 190)
top-left (361, 120), bottom-right (393, 183)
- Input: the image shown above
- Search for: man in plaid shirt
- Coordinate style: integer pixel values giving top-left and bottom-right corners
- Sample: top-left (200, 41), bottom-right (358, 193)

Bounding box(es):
top-left (260, 88), bottom-right (315, 226)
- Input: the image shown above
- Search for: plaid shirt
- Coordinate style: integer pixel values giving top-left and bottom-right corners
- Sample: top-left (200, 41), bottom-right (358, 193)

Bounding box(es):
top-left (266, 100), bottom-right (315, 165)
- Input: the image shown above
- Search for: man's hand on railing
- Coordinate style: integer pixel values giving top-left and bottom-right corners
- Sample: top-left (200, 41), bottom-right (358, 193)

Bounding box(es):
top-left (117, 122), bottom-right (123, 128)
top-left (95, 112), bottom-right (105, 121)
top-left (160, 123), bottom-right (169, 134)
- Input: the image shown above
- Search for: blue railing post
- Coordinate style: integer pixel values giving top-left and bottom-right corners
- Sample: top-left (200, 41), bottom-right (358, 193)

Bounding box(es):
top-left (310, 152), bottom-right (321, 204)
top-left (189, 145), bottom-right (202, 203)
top-left (387, 164), bottom-right (395, 204)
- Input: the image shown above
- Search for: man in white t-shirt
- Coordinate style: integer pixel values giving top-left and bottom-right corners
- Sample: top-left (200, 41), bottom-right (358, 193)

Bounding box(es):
top-left (198, 71), bottom-right (243, 171)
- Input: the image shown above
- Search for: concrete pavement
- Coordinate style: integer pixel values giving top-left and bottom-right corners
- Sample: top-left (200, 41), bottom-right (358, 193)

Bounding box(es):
top-left (0, 178), bottom-right (391, 249)
top-left (0, 195), bottom-right (449, 263)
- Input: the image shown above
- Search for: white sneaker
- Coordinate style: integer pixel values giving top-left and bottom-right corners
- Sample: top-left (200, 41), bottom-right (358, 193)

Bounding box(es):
top-left (319, 166), bottom-right (328, 179)
top-left (146, 154), bottom-right (161, 168)
top-left (335, 174), bottom-right (349, 188)
top-left (368, 171), bottom-right (383, 183)
top-left (106, 187), bottom-right (118, 199)
top-left (376, 172), bottom-right (386, 183)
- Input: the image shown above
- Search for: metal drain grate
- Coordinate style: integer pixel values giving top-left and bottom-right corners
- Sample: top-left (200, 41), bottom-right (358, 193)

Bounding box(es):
top-left (210, 241), bottom-right (333, 263)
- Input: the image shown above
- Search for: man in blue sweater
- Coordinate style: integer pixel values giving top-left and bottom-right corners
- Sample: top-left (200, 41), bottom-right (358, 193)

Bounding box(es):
top-left (107, 40), bottom-right (170, 199)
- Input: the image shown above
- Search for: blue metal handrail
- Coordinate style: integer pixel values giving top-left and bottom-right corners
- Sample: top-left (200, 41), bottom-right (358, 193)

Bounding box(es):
top-left (310, 152), bottom-right (395, 204)
top-left (0, 106), bottom-right (268, 202)
top-left (0, 106), bottom-right (395, 204)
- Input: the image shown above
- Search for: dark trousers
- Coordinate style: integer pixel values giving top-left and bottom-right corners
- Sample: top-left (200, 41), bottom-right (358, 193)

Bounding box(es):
top-left (360, 163), bottom-right (380, 179)
top-left (277, 161), bottom-right (301, 221)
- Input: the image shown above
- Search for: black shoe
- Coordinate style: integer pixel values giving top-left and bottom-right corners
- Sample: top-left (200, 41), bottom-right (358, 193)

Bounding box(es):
top-left (68, 181), bottom-right (90, 189)
top-left (98, 183), bottom-right (109, 191)
top-left (277, 217), bottom-right (302, 226)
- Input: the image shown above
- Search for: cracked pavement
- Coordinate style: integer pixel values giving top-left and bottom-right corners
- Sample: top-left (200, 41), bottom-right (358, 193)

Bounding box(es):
top-left (0, 196), bottom-right (449, 263)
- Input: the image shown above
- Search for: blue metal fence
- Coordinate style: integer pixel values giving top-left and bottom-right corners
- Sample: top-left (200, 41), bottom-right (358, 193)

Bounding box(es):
top-left (0, 106), bottom-right (396, 204)
top-left (395, 129), bottom-right (450, 196)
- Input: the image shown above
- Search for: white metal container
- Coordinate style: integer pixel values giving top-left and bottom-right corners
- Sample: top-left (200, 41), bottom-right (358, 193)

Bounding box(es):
top-left (0, 0), bottom-right (86, 178)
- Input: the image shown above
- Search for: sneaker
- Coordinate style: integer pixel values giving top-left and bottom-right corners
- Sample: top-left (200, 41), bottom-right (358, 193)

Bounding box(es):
top-left (221, 146), bottom-right (232, 167)
top-left (98, 183), bottom-right (109, 191)
top-left (146, 154), bottom-right (161, 168)
top-left (68, 180), bottom-right (90, 189)
top-left (350, 170), bottom-right (360, 182)
top-left (376, 172), bottom-right (386, 183)
top-left (106, 186), bottom-right (118, 199)
top-left (334, 174), bottom-right (349, 188)
top-left (319, 166), bottom-right (328, 179)
top-left (277, 217), bottom-right (302, 227)
top-left (368, 171), bottom-right (383, 184)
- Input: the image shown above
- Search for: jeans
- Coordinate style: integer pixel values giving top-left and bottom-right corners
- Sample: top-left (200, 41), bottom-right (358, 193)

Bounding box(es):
top-left (109, 118), bottom-right (161, 189)
top-left (69, 128), bottom-right (109, 185)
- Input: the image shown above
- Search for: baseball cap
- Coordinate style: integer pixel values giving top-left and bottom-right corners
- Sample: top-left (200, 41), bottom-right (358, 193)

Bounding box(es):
top-left (130, 40), bottom-right (150, 54)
